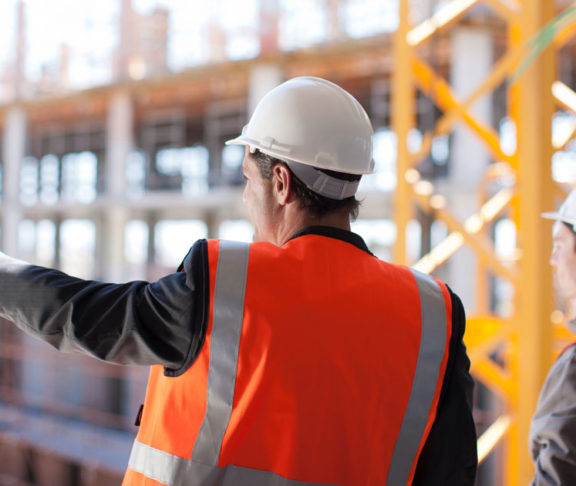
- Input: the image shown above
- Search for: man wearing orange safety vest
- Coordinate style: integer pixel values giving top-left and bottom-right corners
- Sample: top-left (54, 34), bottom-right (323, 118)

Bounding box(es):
top-left (0, 77), bottom-right (477, 485)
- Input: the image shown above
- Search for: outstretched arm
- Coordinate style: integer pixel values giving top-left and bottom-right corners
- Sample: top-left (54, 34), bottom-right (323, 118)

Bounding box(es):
top-left (0, 240), bottom-right (209, 376)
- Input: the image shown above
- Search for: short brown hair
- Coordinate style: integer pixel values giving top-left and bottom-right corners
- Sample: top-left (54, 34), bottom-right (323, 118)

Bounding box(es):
top-left (251, 149), bottom-right (361, 220)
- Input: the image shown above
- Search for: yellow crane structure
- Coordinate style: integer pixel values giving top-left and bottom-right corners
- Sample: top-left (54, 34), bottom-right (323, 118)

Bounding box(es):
top-left (393, 0), bottom-right (576, 483)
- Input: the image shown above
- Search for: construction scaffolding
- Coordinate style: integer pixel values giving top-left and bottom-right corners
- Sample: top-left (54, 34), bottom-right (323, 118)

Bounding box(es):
top-left (0, 0), bottom-right (576, 484)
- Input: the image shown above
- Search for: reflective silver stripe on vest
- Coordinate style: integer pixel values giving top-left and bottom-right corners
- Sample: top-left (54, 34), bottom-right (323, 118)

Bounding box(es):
top-left (128, 240), bottom-right (251, 485)
top-left (386, 269), bottom-right (449, 486)
top-left (128, 440), bottom-right (336, 485)
top-left (128, 440), bottom-right (191, 485)
top-left (190, 240), bottom-right (250, 465)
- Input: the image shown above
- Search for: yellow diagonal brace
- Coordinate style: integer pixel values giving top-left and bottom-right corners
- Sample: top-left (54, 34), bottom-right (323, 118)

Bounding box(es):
top-left (414, 233), bottom-right (464, 274)
top-left (472, 358), bottom-right (515, 403)
top-left (478, 415), bottom-right (512, 464)
top-left (411, 45), bottom-right (526, 168)
top-left (465, 315), bottom-right (506, 342)
top-left (414, 194), bottom-right (517, 281)
top-left (407, 0), bottom-right (479, 47)
top-left (465, 316), bottom-right (509, 356)
top-left (485, 0), bottom-right (520, 21)
top-left (413, 187), bottom-right (516, 279)
top-left (413, 59), bottom-right (514, 164)
top-left (553, 81), bottom-right (576, 114)
top-left (553, 122), bottom-right (576, 152)
top-left (436, 47), bottom-right (525, 135)
top-left (467, 328), bottom-right (510, 365)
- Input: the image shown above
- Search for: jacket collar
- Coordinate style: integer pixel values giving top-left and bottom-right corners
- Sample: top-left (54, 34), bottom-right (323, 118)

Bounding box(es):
top-left (287, 226), bottom-right (373, 255)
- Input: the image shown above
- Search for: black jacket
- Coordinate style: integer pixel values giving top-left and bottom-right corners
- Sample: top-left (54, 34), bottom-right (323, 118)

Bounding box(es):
top-left (0, 226), bottom-right (477, 484)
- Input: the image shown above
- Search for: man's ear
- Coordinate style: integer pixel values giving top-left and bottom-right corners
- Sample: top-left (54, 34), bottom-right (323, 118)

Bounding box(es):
top-left (272, 163), bottom-right (295, 205)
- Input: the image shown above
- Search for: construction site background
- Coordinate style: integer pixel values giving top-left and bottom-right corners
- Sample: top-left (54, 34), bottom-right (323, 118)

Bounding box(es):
top-left (0, 0), bottom-right (575, 484)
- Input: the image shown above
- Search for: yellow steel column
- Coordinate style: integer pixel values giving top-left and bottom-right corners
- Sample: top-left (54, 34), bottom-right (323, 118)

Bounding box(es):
top-left (514, 0), bottom-right (556, 482)
top-left (392, 0), bottom-right (414, 265)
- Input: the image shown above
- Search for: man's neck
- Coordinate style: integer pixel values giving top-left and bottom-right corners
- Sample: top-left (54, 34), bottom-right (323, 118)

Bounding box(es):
top-left (273, 207), bottom-right (351, 246)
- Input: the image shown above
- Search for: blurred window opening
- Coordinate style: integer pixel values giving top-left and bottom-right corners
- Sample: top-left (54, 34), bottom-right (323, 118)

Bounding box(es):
top-left (126, 150), bottom-right (147, 196)
top-left (60, 219), bottom-right (96, 278)
top-left (61, 151), bottom-right (98, 203)
top-left (499, 116), bottom-right (516, 156)
top-left (124, 220), bottom-right (149, 280)
top-left (493, 218), bottom-right (516, 317)
top-left (20, 156), bottom-right (39, 205)
top-left (40, 154), bottom-right (60, 205)
top-left (155, 220), bottom-right (208, 268)
top-left (25, 0), bottom-right (118, 91)
top-left (345, 0), bottom-right (398, 38)
top-left (279, 0), bottom-right (327, 51)
top-left (219, 220), bottom-right (254, 242)
top-left (156, 146), bottom-right (209, 195)
top-left (407, 219), bottom-right (422, 263)
top-left (18, 219), bottom-right (36, 259)
top-left (36, 219), bottom-right (57, 267)
top-left (552, 112), bottom-right (576, 183)
top-left (351, 219), bottom-right (396, 261)
top-left (222, 145), bottom-right (244, 184)
top-left (125, 220), bottom-right (149, 265)
top-left (358, 128), bottom-right (397, 193)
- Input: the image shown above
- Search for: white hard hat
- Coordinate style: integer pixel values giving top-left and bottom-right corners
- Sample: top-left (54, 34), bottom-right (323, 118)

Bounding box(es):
top-left (542, 188), bottom-right (576, 226)
top-left (226, 76), bottom-right (374, 199)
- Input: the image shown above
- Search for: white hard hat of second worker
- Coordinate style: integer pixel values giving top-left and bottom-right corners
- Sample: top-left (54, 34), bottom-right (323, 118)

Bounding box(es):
top-left (226, 76), bottom-right (374, 200)
top-left (542, 188), bottom-right (576, 227)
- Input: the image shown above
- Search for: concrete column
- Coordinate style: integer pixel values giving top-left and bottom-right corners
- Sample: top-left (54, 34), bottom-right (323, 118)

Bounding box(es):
top-left (326, 0), bottom-right (346, 42)
top-left (445, 27), bottom-right (493, 314)
top-left (101, 90), bottom-right (133, 282)
top-left (2, 107), bottom-right (26, 256)
top-left (206, 64), bottom-right (283, 188)
top-left (204, 210), bottom-right (220, 240)
top-left (116, 0), bottom-right (133, 81)
top-left (445, 30), bottom-right (495, 486)
top-left (145, 211), bottom-right (159, 282)
top-left (248, 64), bottom-right (283, 115)
top-left (3, 107), bottom-right (38, 418)
top-left (259, 0), bottom-right (280, 56)
top-left (410, 0), bottom-right (436, 25)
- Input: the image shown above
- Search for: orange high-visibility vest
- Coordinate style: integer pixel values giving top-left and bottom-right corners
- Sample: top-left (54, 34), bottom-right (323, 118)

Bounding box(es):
top-left (123, 235), bottom-right (452, 486)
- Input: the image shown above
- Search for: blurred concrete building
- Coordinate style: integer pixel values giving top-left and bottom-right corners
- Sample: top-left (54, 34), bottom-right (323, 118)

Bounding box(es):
top-left (0, 0), bottom-right (575, 484)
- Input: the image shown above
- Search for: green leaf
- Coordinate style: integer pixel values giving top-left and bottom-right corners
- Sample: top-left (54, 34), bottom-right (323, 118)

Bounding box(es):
top-left (510, 4), bottom-right (576, 84)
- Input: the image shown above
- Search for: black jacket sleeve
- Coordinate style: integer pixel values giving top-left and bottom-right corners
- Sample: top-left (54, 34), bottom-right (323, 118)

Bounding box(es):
top-left (0, 240), bottom-right (210, 377)
top-left (412, 287), bottom-right (478, 485)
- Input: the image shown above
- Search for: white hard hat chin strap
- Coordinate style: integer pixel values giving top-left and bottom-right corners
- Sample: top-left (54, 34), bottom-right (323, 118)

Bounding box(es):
top-left (285, 160), bottom-right (359, 200)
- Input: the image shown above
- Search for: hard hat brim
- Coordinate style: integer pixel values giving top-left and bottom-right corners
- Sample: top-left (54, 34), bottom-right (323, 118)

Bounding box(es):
top-left (225, 135), bottom-right (375, 175)
top-left (225, 136), bottom-right (243, 146)
top-left (541, 211), bottom-right (576, 226)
